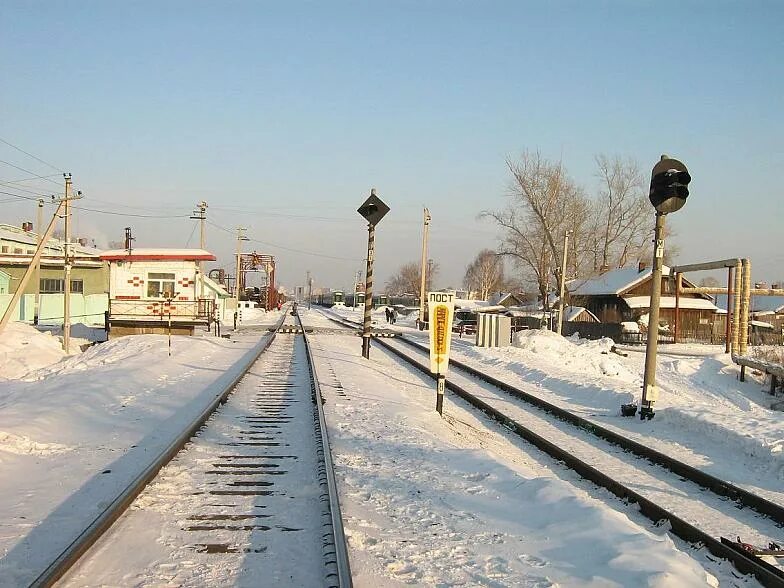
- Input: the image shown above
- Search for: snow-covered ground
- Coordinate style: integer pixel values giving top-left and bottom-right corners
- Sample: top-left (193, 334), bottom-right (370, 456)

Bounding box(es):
top-left (302, 309), bottom-right (728, 586)
top-left (0, 315), bottom-right (284, 585)
top-left (0, 309), bottom-right (780, 585)
top-left (387, 326), bottom-right (784, 507)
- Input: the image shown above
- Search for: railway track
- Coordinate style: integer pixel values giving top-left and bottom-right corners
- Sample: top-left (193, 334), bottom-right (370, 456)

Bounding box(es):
top-left (319, 308), bottom-right (784, 587)
top-left (24, 310), bottom-right (351, 587)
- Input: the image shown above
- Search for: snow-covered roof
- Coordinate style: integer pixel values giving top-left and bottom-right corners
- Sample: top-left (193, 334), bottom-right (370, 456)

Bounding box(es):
top-left (623, 296), bottom-right (720, 311)
top-left (0, 224), bottom-right (101, 257)
top-left (202, 274), bottom-right (231, 298)
top-left (453, 299), bottom-right (491, 311)
top-left (751, 295), bottom-right (784, 314)
top-left (100, 248), bottom-right (216, 262)
top-left (488, 292), bottom-right (526, 306)
top-left (751, 320), bottom-right (775, 329)
top-left (564, 306), bottom-right (598, 322)
top-left (568, 265), bottom-right (672, 296)
top-left (0, 224), bottom-right (38, 246)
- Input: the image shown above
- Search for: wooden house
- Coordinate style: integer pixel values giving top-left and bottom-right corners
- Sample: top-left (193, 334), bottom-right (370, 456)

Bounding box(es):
top-left (567, 263), bottom-right (721, 340)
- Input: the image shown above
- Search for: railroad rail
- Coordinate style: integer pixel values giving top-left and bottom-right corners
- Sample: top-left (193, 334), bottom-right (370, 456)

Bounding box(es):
top-left (319, 308), bottom-right (784, 587)
top-left (23, 308), bottom-right (351, 587)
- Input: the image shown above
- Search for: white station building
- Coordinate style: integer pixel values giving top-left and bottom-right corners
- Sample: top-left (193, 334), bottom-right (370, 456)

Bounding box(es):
top-left (100, 248), bottom-right (221, 338)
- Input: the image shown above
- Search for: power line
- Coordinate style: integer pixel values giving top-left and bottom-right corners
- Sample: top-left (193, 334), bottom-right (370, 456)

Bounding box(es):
top-left (71, 205), bottom-right (191, 219)
top-left (0, 182), bottom-right (54, 197)
top-left (0, 173), bottom-right (61, 184)
top-left (0, 190), bottom-right (53, 203)
top-left (0, 190), bottom-right (190, 219)
top-left (0, 159), bottom-right (62, 186)
top-left (207, 220), bottom-right (363, 262)
top-left (0, 136), bottom-right (64, 173)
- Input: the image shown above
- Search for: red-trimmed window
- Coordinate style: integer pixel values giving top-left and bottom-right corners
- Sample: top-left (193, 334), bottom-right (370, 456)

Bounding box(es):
top-left (147, 273), bottom-right (176, 298)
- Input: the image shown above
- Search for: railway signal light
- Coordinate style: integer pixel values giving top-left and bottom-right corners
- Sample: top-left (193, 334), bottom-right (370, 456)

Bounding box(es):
top-left (649, 157), bottom-right (691, 214)
top-left (640, 155), bottom-right (691, 421)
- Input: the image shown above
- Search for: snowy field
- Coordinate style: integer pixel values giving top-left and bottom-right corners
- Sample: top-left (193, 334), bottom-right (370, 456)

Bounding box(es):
top-left (0, 308), bottom-right (780, 585)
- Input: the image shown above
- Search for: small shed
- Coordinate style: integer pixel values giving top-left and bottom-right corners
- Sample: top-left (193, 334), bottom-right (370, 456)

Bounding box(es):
top-left (100, 248), bottom-right (216, 338)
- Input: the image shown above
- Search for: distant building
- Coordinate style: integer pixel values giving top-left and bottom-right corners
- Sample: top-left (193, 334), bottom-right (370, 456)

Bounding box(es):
top-left (0, 223), bottom-right (106, 296)
top-left (568, 264), bottom-right (722, 341)
top-left (100, 248), bottom-right (217, 338)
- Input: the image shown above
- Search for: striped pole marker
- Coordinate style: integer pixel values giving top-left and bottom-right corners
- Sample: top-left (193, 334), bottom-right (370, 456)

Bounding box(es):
top-left (361, 223), bottom-right (375, 359)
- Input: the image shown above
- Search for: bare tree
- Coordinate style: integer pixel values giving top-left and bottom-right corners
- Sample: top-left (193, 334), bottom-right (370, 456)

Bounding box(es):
top-left (699, 276), bottom-right (720, 287)
top-left (591, 154), bottom-right (650, 270)
top-left (481, 151), bottom-right (586, 309)
top-left (386, 261), bottom-right (439, 295)
top-left (464, 249), bottom-right (504, 300)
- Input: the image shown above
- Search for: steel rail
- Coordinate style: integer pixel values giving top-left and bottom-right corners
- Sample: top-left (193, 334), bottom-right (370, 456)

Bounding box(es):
top-left (29, 313), bottom-right (288, 588)
top-left (372, 337), bottom-right (784, 588)
top-left (316, 310), bottom-right (784, 586)
top-left (395, 336), bottom-right (784, 526)
top-left (295, 309), bottom-right (353, 588)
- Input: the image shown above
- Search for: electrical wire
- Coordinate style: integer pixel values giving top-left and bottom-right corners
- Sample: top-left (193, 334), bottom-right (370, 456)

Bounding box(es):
top-left (0, 182), bottom-right (55, 197)
top-left (0, 190), bottom-right (54, 203)
top-left (71, 205), bottom-right (191, 219)
top-left (0, 159), bottom-right (63, 187)
top-left (0, 173), bottom-right (62, 184)
top-left (0, 136), bottom-right (64, 173)
top-left (184, 221), bottom-right (199, 247)
top-left (207, 220), bottom-right (363, 262)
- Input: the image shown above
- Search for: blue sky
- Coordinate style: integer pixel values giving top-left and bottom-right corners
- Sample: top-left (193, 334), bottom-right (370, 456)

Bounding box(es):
top-left (1, 1), bottom-right (782, 292)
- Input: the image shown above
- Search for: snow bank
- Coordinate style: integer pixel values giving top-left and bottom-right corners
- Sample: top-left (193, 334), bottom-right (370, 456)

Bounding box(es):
top-left (21, 335), bottom-right (164, 381)
top-left (512, 329), bottom-right (631, 379)
top-left (0, 323), bottom-right (68, 380)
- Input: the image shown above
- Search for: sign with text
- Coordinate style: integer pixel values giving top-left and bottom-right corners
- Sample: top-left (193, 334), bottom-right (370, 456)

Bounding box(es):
top-left (428, 291), bottom-right (455, 375)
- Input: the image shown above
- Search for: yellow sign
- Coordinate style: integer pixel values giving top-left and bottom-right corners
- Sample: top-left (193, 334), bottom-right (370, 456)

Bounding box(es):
top-left (428, 291), bottom-right (455, 374)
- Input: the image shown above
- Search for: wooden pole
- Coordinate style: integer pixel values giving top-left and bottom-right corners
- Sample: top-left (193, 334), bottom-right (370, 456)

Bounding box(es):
top-left (34, 198), bottom-right (43, 324)
top-left (725, 266), bottom-right (733, 354)
top-left (556, 231), bottom-right (570, 336)
top-left (0, 200), bottom-right (66, 333)
top-left (418, 208), bottom-right (430, 329)
top-left (63, 174), bottom-right (73, 353)
top-left (674, 272), bottom-right (681, 343)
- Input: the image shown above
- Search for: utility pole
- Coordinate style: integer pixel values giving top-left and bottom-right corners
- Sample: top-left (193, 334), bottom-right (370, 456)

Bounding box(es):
top-left (0, 200), bottom-right (67, 334)
top-left (34, 198), bottom-right (44, 325)
top-left (190, 201), bottom-right (208, 299)
top-left (234, 227), bottom-right (247, 328)
top-left (556, 230), bottom-right (571, 336)
top-left (418, 208), bottom-right (431, 330)
top-left (62, 174), bottom-right (83, 354)
top-left (307, 270), bottom-right (312, 310)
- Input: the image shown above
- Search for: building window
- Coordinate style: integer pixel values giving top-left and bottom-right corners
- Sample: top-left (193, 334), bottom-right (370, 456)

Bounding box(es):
top-left (40, 279), bottom-right (85, 293)
top-left (41, 278), bottom-right (63, 293)
top-left (147, 273), bottom-right (176, 298)
top-left (14, 248), bottom-right (23, 254)
top-left (1, 246), bottom-right (7, 253)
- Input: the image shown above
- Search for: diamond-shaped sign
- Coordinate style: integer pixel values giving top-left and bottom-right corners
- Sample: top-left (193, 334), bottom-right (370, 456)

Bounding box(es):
top-left (357, 189), bottom-right (390, 226)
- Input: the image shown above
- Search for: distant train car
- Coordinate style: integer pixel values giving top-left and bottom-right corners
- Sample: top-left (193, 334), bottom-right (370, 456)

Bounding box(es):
top-left (317, 290), bottom-right (345, 307)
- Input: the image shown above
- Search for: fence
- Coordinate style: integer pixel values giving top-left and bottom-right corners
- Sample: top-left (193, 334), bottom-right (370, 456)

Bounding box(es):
top-left (108, 299), bottom-right (214, 322)
top-left (0, 293), bottom-right (108, 325)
